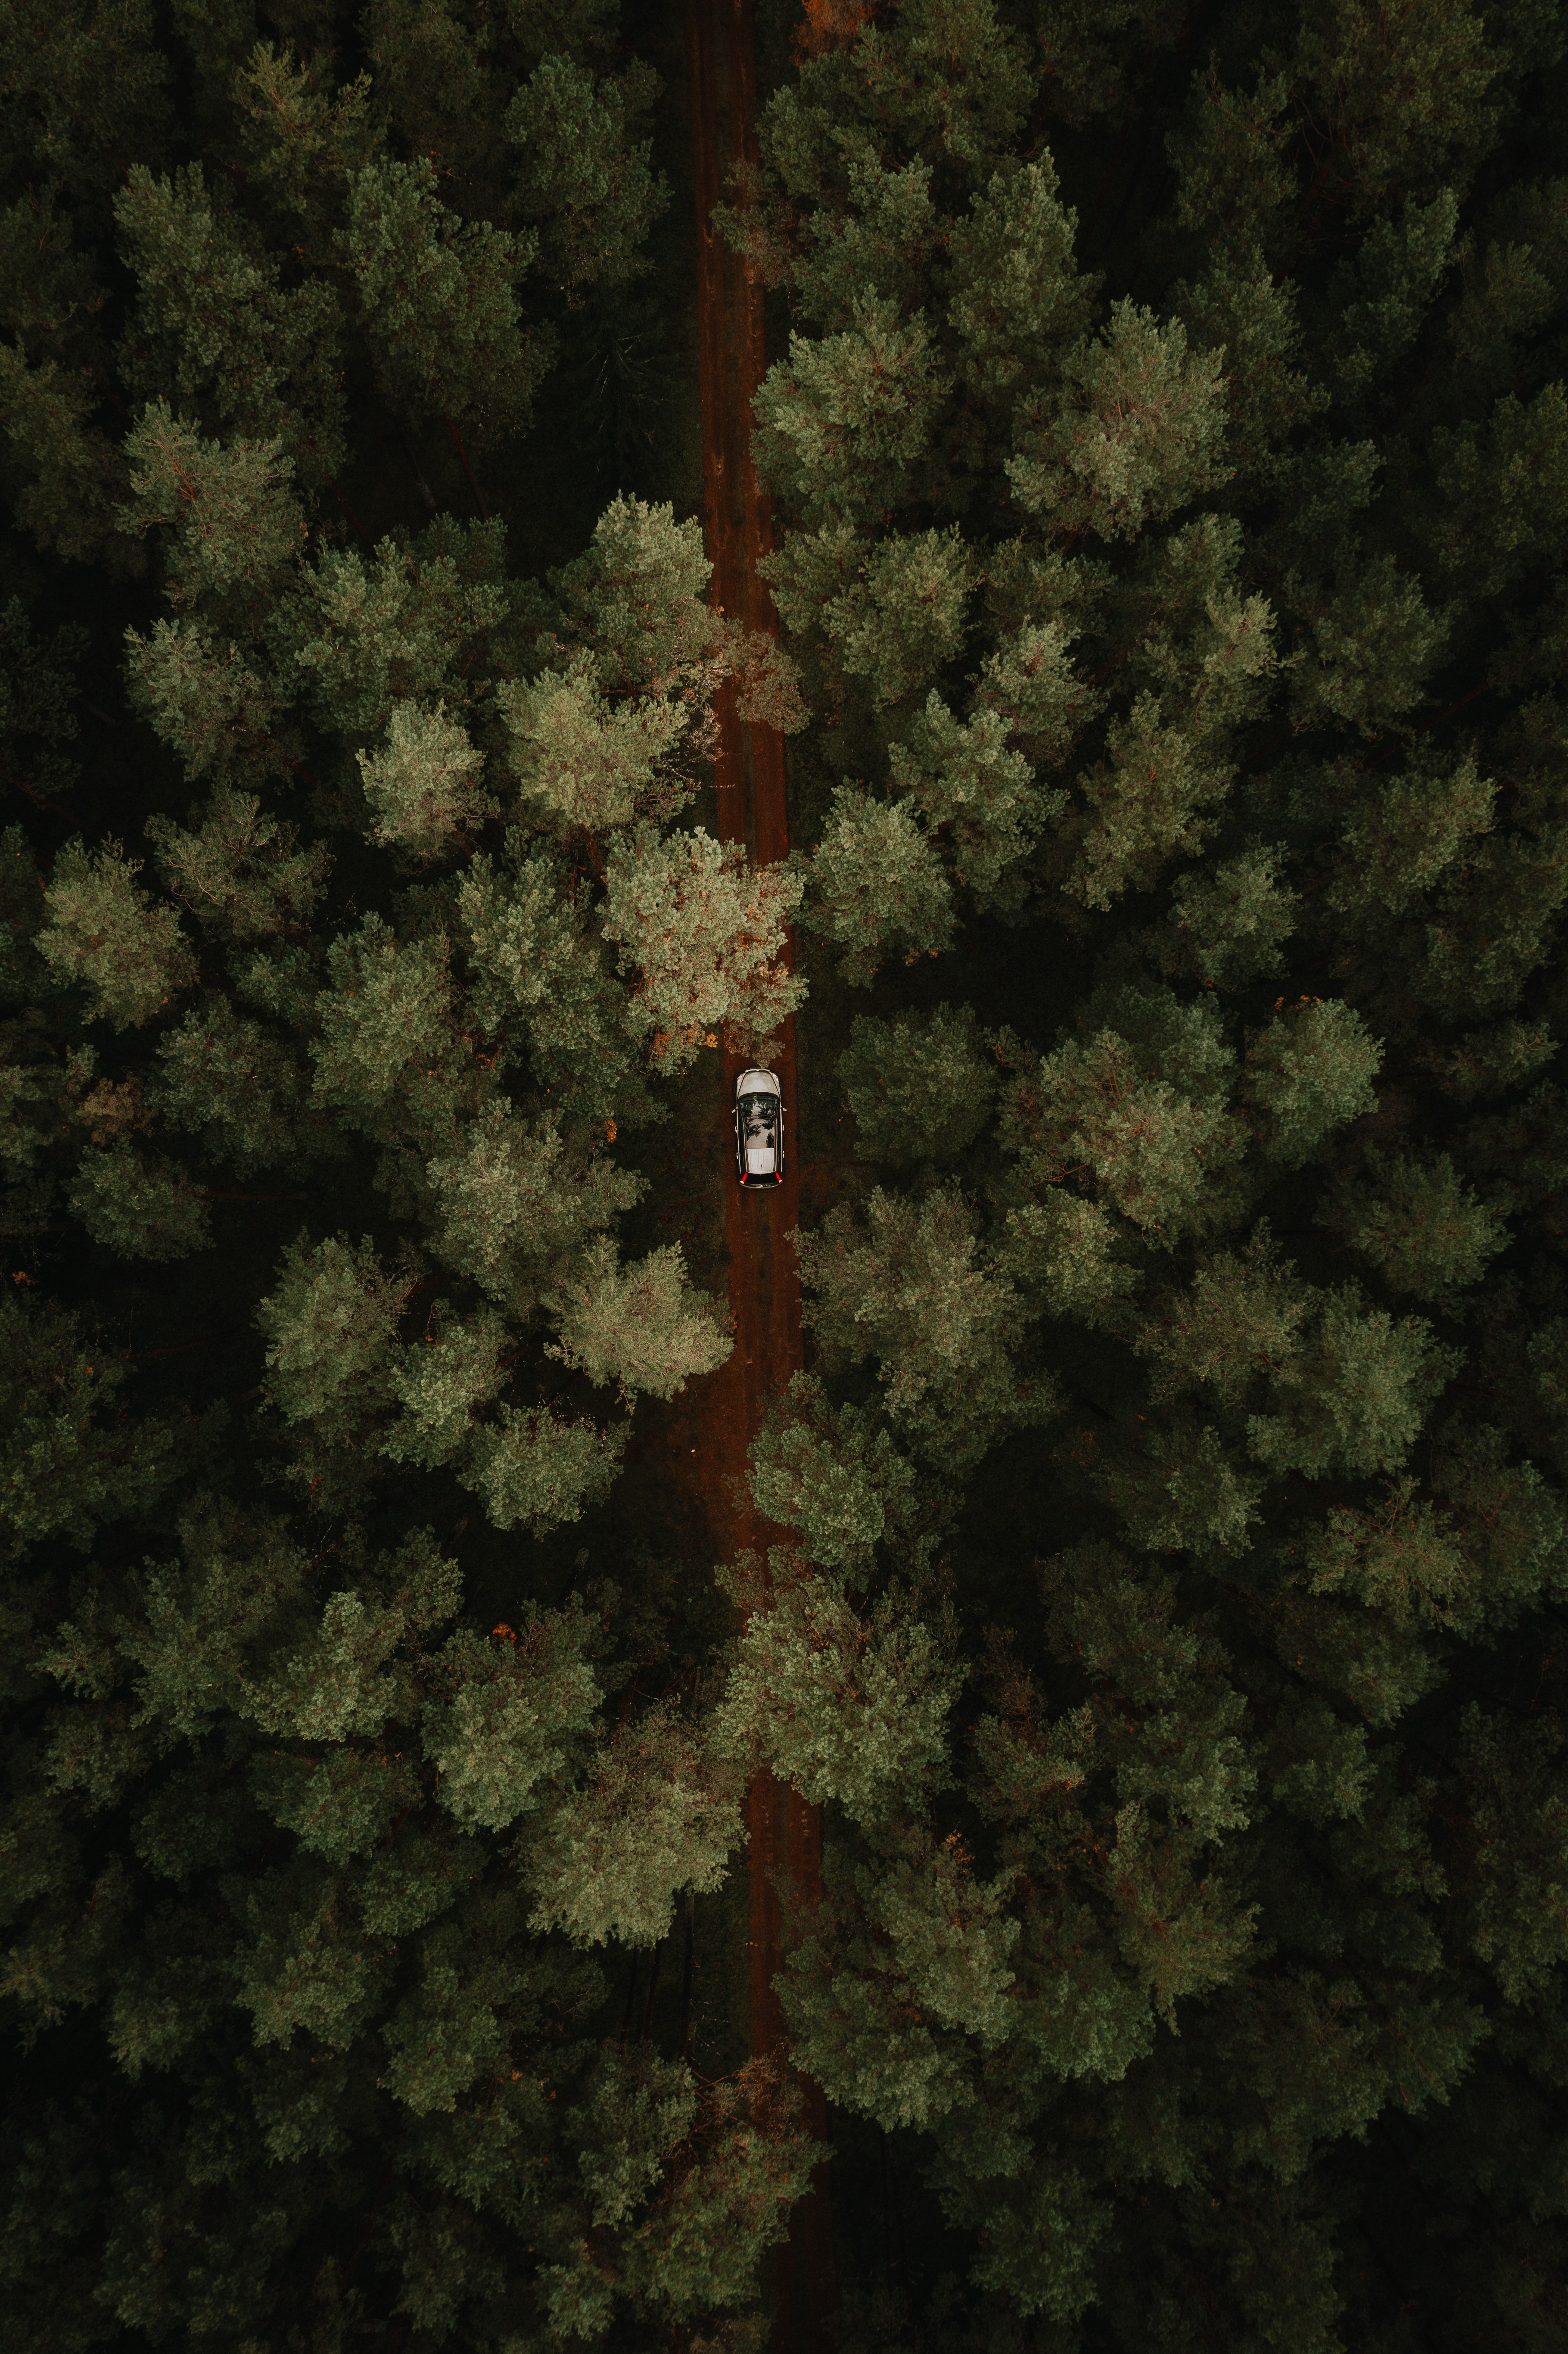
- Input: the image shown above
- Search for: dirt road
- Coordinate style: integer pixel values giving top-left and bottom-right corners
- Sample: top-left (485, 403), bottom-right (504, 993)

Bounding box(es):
top-left (684, 0), bottom-right (837, 2344)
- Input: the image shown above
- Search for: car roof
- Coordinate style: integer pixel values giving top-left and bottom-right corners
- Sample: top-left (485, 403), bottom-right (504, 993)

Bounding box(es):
top-left (734, 1067), bottom-right (780, 1094)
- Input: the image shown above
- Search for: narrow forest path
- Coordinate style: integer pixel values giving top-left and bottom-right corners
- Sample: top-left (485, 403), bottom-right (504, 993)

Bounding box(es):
top-left (683, 1), bottom-right (837, 2344)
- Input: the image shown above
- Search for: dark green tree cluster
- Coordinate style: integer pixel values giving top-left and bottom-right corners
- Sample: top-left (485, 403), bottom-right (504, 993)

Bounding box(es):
top-left (0, 0), bottom-right (818, 2344)
top-left (7, 0), bottom-right (1568, 2346)
top-left (713, 0), bottom-right (1568, 2343)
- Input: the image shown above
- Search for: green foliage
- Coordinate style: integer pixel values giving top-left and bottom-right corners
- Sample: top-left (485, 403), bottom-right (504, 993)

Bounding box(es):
top-left (1289, 0), bottom-right (1501, 219)
top-left (716, 1564), bottom-right (959, 1826)
top-left (999, 1190), bottom-right (1142, 1326)
top-left (502, 494), bottom-right (769, 834)
top-left (273, 515), bottom-right (512, 743)
top-left (1324, 189), bottom-right (1461, 396)
top-left (999, 986), bottom-right (1242, 1237)
top-left (779, 1821), bottom-right (1025, 2128)
top-left (549, 492), bottom-right (722, 701)
top-left (1166, 243), bottom-right (1327, 478)
top-left (339, 156), bottom-right (547, 442)
top-left (255, 1232), bottom-right (407, 1442)
top-left (837, 1000), bottom-right (995, 1163)
top-left (500, 649), bottom-right (690, 834)
top-left (529, 1704), bottom-right (740, 1946)
top-left (796, 1185), bottom-right (1052, 1469)
top-left (3, 1454), bottom-right (780, 2327)
top-left (1244, 996), bottom-right (1383, 1167)
top-left (457, 846), bottom-right (607, 1036)
top-left (782, 153), bottom-right (941, 334)
top-left (781, 524), bottom-right (975, 714)
top-left (0, 596), bottom-right (86, 803)
top-left (119, 401), bottom-right (305, 607)
top-left (0, 9), bottom-right (790, 2343)
top-left (602, 825), bottom-right (806, 1068)
top-left (231, 43), bottom-right (375, 234)
top-left (1244, 1285), bottom-right (1456, 1481)
top-left (507, 55), bottom-right (668, 298)
top-left (423, 1614), bottom-right (599, 1831)
top-left (1005, 301), bottom-right (1229, 542)
top-left (1029, 0), bottom-right (1187, 130)
top-left (747, 1372), bottom-right (922, 1573)
top-left (308, 918), bottom-right (462, 1150)
top-left (1456, 1705), bottom-right (1568, 2002)
top-left (972, 612), bottom-right (1097, 768)
top-left (146, 786), bottom-right (330, 938)
top-left (39, 837), bottom-right (197, 1028)
top-left (425, 1104), bottom-right (643, 1309)
top-left (559, 2051), bottom-right (815, 2323)
top-left (946, 157), bottom-right (1098, 407)
top-left (0, 0), bottom-right (170, 198)
top-left (890, 689), bottom-right (1065, 907)
top-left (384, 1303), bottom-right (507, 1469)
top-left (1159, 841), bottom-right (1298, 986)
top-left (114, 161), bottom-right (346, 485)
top-left (0, 1291), bottom-right (184, 1554)
top-left (730, 15), bottom-right (1568, 2326)
top-left (358, 0), bottom-right (497, 199)
top-left (752, 293), bottom-right (952, 526)
top-left (1063, 539), bottom-right (1278, 908)
top-left (1422, 1017), bottom-right (1557, 1104)
top-left (459, 1399), bottom-right (625, 1534)
top-left (358, 698), bottom-right (496, 859)
top-left (124, 618), bottom-right (281, 785)
top-left (1430, 377), bottom-right (1568, 592)
top-left (1320, 1147), bottom-right (1509, 1303)
top-left (1135, 1231), bottom-right (1312, 1410)
top-left (1325, 746), bottom-right (1496, 921)
top-left (0, 339), bottom-right (132, 566)
top-left (800, 783), bottom-right (955, 984)
top-left (66, 1137), bottom-right (211, 1260)
top-left (548, 1236), bottom-right (731, 1402)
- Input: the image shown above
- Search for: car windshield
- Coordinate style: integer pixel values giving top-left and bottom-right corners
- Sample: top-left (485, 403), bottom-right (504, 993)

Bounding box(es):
top-left (739, 1093), bottom-right (776, 1121)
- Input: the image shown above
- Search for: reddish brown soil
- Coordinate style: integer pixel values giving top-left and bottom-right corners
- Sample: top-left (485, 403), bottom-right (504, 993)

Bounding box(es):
top-left (683, 1), bottom-right (838, 2344)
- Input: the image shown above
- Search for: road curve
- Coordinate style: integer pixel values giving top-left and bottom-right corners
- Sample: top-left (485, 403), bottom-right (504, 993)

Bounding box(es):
top-left (684, 1), bottom-right (837, 2345)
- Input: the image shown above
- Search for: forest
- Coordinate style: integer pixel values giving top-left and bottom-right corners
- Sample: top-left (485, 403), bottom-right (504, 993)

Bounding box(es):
top-left (3, 0), bottom-right (1568, 2345)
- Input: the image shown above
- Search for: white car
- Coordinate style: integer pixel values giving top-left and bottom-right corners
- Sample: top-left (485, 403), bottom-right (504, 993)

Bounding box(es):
top-left (734, 1068), bottom-right (784, 1187)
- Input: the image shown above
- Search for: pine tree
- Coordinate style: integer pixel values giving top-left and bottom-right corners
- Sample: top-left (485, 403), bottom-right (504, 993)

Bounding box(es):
top-left (114, 160), bottom-right (348, 487)
top-left (339, 155), bottom-right (549, 451)
top-left (507, 54), bottom-right (669, 301)
top-left (836, 1000), bottom-right (996, 1163)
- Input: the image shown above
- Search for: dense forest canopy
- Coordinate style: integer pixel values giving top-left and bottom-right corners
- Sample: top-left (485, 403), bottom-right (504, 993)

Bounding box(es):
top-left (3, 0), bottom-right (1568, 2347)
